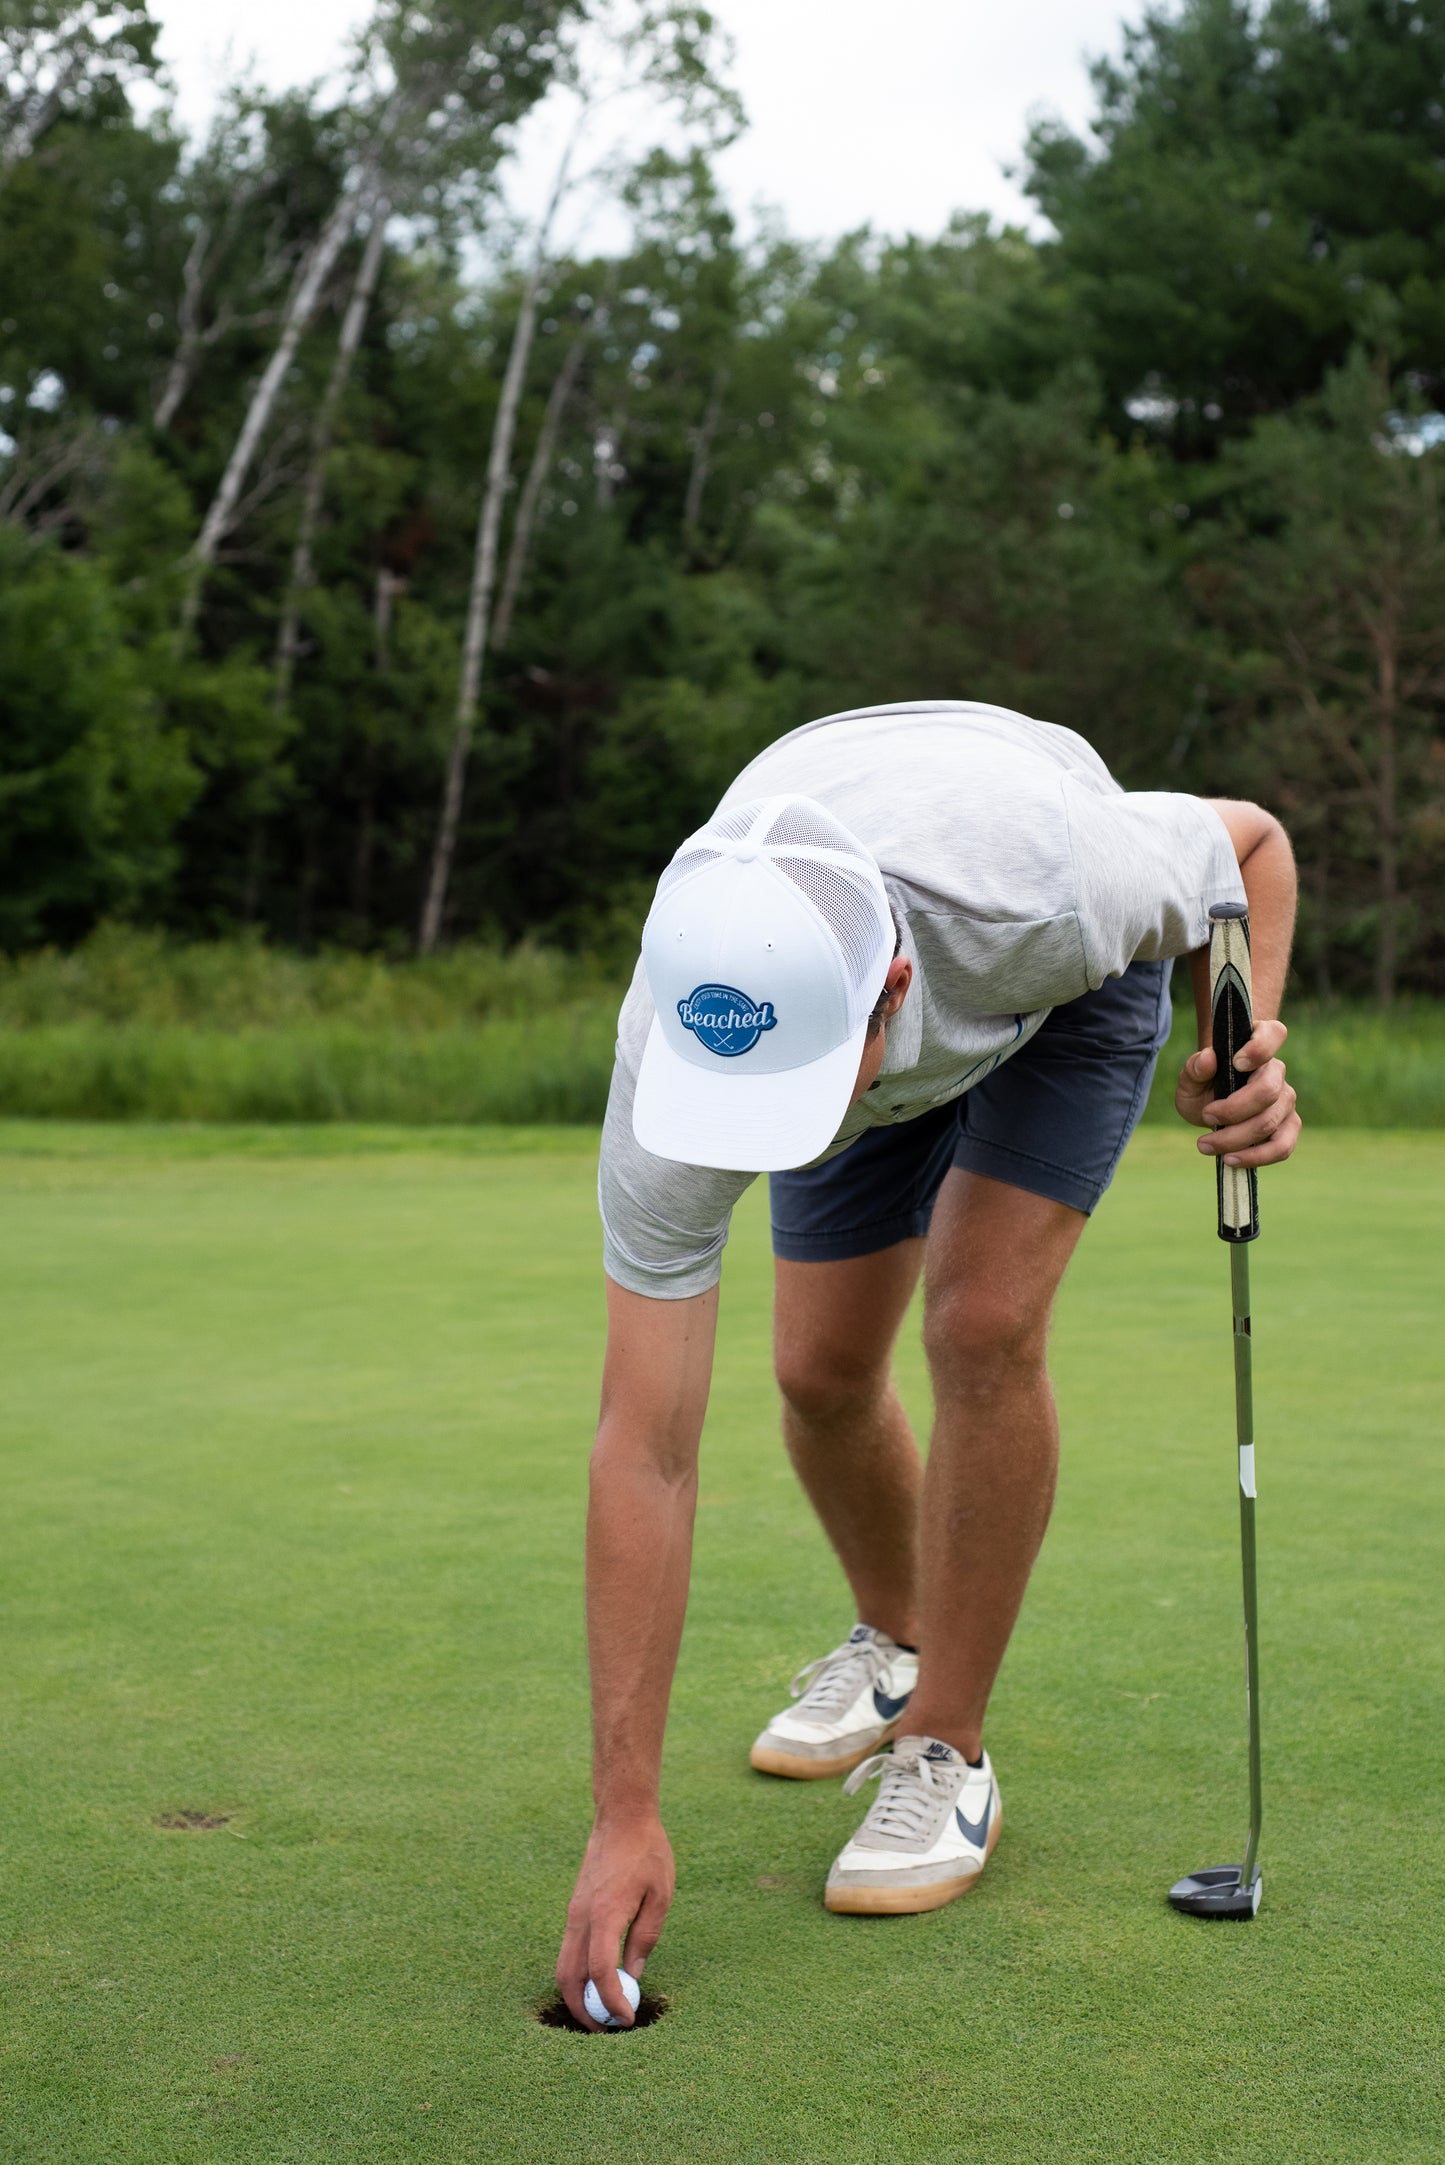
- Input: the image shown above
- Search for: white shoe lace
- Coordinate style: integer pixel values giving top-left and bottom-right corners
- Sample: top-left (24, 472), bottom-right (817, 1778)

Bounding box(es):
top-left (788, 1634), bottom-right (894, 1719)
top-left (843, 1742), bottom-right (960, 1841)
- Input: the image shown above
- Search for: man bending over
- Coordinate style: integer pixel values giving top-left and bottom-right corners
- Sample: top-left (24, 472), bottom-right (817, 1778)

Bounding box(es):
top-left (556, 699), bottom-right (1299, 2028)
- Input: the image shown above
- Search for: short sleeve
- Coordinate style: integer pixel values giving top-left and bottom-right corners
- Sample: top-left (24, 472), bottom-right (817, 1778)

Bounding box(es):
top-left (598, 959), bottom-right (757, 1299)
top-left (1063, 784), bottom-right (1246, 982)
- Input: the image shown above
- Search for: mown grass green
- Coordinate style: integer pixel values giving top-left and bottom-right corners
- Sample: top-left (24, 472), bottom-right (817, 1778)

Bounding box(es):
top-left (1, 1124), bottom-right (1441, 2162)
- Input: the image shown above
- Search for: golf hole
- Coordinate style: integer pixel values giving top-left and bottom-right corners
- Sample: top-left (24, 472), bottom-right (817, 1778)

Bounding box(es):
top-left (535, 1991), bottom-right (668, 2034)
top-left (153, 1810), bottom-right (234, 1832)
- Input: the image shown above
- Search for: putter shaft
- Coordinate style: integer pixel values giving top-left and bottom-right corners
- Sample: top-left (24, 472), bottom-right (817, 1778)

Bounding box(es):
top-left (1169, 903), bottom-right (1266, 1919)
top-left (1231, 1240), bottom-right (1262, 1888)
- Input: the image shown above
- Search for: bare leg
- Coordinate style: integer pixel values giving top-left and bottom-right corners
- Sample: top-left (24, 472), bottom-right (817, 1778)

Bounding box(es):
top-left (773, 1240), bottom-right (926, 1647)
top-left (903, 1168), bottom-right (1086, 1760)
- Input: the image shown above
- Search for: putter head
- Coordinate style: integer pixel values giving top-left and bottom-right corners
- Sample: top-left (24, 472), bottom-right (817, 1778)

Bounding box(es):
top-left (1168, 1865), bottom-right (1262, 1920)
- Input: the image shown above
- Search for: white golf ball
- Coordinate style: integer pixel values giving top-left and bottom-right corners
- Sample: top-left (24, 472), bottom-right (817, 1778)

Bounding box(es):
top-left (583, 1969), bottom-right (641, 2027)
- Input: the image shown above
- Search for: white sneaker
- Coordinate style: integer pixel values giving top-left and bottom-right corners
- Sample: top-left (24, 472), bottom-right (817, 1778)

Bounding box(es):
top-left (750, 1625), bottom-right (918, 1781)
top-left (825, 1735), bottom-right (1001, 1913)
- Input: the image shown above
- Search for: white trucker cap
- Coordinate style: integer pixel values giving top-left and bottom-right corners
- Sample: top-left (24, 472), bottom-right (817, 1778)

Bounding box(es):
top-left (633, 795), bottom-right (896, 1171)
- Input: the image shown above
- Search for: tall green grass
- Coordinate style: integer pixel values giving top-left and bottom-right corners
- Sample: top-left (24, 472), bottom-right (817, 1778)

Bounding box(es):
top-left (0, 928), bottom-right (624, 1124)
top-left (0, 923), bottom-right (616, 1029)
top-left (0, 928), bottom-right (1440, 1125)
top-left (1142, 999), bottom-right (1445, 1127)
top-left (0, 1015), bottom-right (619, 1124)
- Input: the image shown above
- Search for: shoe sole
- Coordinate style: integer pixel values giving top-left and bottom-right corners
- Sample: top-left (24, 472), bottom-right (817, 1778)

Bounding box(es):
top-left (749, 1718), bottom-right (902, 1782)
top-left (823, 1801), bottom-right (1003, 1914)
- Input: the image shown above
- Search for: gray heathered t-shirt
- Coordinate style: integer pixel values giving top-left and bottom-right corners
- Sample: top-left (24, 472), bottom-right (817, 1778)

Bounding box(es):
top-left (599, 700), bottom-right (1243, 1299)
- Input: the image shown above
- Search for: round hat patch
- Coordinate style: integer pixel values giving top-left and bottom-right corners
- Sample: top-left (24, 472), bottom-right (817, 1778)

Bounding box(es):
top-left (677, 985), bottom-right (778, 1058)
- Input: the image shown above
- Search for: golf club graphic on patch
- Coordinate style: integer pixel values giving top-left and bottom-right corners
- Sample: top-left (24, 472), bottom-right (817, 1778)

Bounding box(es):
top-left (676, 984), bottom-right (778, 1058)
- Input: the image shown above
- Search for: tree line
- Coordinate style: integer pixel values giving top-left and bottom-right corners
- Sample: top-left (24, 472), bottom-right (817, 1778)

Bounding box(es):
top-left (2, 0), bottom-right (1444, 999)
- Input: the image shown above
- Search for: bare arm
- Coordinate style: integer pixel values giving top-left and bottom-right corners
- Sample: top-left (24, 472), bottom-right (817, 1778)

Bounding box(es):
top-left (1176, 799), bottom-right (1301, 1170)
top-left (555, 1276), bottom-right (718, 2028)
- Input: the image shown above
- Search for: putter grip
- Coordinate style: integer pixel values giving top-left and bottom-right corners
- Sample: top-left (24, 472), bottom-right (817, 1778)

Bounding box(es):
top-left (1208, 903), bottom-right (1260, 1243)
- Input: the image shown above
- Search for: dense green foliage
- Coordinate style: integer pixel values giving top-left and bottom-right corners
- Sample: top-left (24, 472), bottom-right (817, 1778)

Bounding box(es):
top-left (1, 1126), bottom-right (1442, 2158)
top-left (2, 0), bottom-right (1444, 998)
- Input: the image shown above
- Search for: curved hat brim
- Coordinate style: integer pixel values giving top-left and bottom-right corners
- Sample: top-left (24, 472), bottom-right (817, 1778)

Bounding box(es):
top-left (631, 1012), bottom-right (869, 1173)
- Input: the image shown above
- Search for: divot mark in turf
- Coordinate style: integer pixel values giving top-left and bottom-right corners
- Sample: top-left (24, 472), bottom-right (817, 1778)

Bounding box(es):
top-left (534, 1991), bottom-right (668, 2033)
top-left (153, 1810), bottom-right (234, 1831)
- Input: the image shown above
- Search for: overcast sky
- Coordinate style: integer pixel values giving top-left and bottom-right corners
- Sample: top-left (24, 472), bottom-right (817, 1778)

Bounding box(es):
top-left (143, 0), bottom-right (1134, 241)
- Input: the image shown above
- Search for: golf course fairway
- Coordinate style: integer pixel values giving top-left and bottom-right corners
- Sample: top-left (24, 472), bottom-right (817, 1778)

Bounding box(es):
top-left (1, 1123), bottom-right (1441, 2163)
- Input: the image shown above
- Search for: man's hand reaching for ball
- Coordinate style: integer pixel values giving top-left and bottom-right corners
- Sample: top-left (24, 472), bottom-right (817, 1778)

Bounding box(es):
top-left (562, 1281), bottom-right (716, 2029)
top-left (556, 1814), bottom-right (674, 2030)
top-left (1175, 1018), bottom-right (1300, 1171)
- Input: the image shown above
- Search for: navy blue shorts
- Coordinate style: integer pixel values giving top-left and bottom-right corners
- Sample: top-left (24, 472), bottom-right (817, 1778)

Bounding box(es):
top-left (770, 960), bottom-right (1173, 1263)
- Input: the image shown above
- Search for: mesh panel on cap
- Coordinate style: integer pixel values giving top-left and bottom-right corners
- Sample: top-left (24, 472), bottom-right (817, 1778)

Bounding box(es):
top-left (761, 801), bottom-right (861, 853)
top-left (709, 807), bottom-right (759, 842)
top-left (773, 855), bottom-right (886, 998)
top-left (656, 847), bottom-right (722, 898)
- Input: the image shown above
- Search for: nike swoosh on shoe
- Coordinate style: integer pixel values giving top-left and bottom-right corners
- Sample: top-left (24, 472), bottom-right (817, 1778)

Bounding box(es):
top-left (955, 1793), bottom-right (991, 1848)
top-left (872, 1686), bottom-right (912, 1720)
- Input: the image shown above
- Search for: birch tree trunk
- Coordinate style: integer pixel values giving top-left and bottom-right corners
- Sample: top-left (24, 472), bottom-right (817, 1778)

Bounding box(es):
top-left (153, 192), bottom-right (276, 433)
top-left (180, 174), bottom-right (373, 630)
top-left (416, 123), bottom-right (583, 954)
top-left (352, 566), bottom-right (403, 929)
top-left (683, 363), bottom-right (728, 534)
top-left (492, 307), bottom-right (598, 652)
top-left (271, 195), bottom-right (391, 717)
top-left (1, 49), bottom-right (85, 173)
top-left (1372, 615), bottom-right (1400, 1008)
top-left (416, 255), bottom-right (546, 953)
top-left (595, 405), bottom-right (629, 506)
top-left (153, 221), bottom-right (212, 431)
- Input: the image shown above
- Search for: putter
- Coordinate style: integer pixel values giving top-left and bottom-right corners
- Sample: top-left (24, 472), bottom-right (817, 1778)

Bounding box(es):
top-left (1168, 901), bottom-right (1264, 1922)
